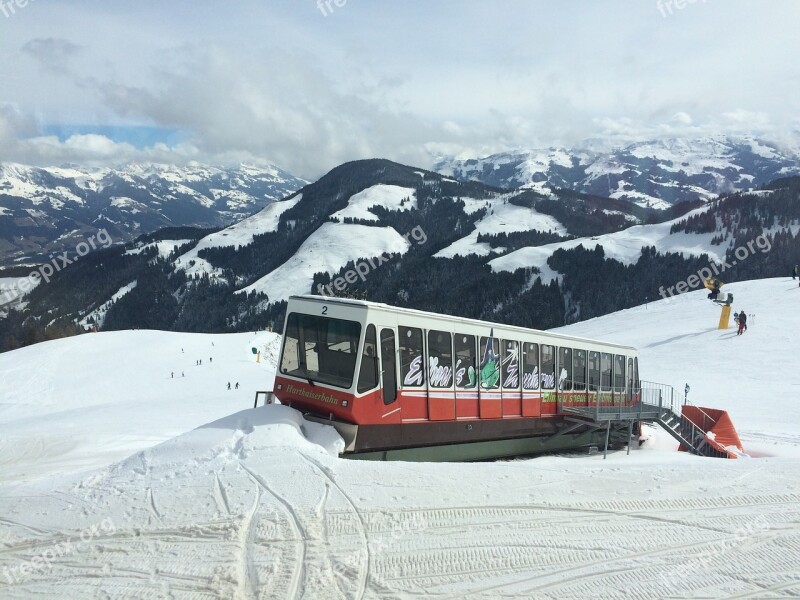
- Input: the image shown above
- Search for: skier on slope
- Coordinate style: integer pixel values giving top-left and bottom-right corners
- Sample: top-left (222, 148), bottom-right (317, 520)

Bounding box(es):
top-left (737, 310), bottom-right (748, 335)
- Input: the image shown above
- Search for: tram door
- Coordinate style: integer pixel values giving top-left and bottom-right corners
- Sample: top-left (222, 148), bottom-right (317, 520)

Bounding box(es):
top-left (427, 330), bottom-right (456, 420)
top-left (380, 329), bottom-right (398, 406)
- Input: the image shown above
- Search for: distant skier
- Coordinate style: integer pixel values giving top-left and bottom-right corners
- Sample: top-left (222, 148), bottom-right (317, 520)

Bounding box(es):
top-left (182, 372), bottom-right (185, 377)
top-left (235, 382), bottom-right (240, 390)
top-left (737, 310), bottom-right (747, 335)
top-left (227, 382), bottom-right (231, 390)
top-left (210, 357), bottom-right (212, 363)
top-left (171, 372), bottom-right (174, 379)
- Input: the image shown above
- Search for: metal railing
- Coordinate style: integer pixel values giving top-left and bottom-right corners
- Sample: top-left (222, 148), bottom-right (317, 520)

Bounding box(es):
top-left (558, 380), bottom-right (685, 422)
top-left (557, 380), bottom-right (732, 458)
top-left (558, 382), bottom-right (650, 420)
top-left (640, 380), bottom-right (678, 414)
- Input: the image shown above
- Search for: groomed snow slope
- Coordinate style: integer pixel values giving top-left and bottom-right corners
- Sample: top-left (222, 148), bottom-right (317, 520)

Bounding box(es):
top-left (176, 194), bottom-right (302, 278)
top-left (331, 184), bottom-right (417, 222)
top-left (236, 222), bottom-right (411, 303)
top-left (435, 197), bottom-right (567, 259)
top-left (490, 205), bottom-right (719, 282)
top-left (0, 330), bottom-right (279, 486)
top-left (1, 279), bottom-right (799, 598)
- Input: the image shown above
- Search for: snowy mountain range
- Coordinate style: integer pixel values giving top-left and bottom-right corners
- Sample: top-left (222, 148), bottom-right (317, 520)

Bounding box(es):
top-left (435, 135), bottom-right (800, 209)
top-left (0, 162), bottom-right (306, 266)
top-left (4, 157), bottom-right (799, 353)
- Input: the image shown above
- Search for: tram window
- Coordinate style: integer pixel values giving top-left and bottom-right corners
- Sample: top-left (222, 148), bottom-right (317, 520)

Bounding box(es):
top-left (428, 330), bottom-right (453, 388)
top-left (357, 325), bottom-right (379, 393)
top-left (522, 342), bottom-right (539, 390)
top-left (501, 340), bottom-right (520, 389)
top-left (614, 355), bottom-right (625, 391)
top-left (574, 350), bottom-right (587, 391)
top-left (601, 353), bottom-right (612, 388)
top-left (279, 312), bottom-right (361, 389)
top-left (627, 357), bottom-right (634, 390)
top-left (558, 347), bottom-right (572, 391)
top-left (454, 334), bottom-right (477, 389)
top-left (588, 351), bottom-right (600, 391)
top-left (380, 329), bottom-right (398, 405)
top-left (541, 344), bottom-right (555, 390)
top-left (478, 336), bottom-right (500, 389)
top-left (399, 326), bottom-right (425, 387)
top-left (634, 357), bottom-right (640, 388)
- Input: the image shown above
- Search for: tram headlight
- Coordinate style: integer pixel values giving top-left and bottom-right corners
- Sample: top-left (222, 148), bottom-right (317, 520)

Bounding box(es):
top-left (342, 400), bottom-right (348, 408)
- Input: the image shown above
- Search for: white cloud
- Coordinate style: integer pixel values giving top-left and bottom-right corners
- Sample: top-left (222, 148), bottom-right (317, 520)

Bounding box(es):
top-left (1, 2), bottom-right (799, 177)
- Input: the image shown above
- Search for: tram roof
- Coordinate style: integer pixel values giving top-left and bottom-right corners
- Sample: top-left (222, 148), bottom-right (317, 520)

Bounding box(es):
top-left (288, 295), bottom-right (638, 353)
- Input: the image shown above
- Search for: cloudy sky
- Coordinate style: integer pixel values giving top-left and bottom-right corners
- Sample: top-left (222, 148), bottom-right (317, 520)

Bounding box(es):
top-left (1, 0), bottom-right (799, 178)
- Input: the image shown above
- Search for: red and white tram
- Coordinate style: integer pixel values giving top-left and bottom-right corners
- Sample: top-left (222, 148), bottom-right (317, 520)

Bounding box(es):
top-left (274, 295), bottom-right (641, 461)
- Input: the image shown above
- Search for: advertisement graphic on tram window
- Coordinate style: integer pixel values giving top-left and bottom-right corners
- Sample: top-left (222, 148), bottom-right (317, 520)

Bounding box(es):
top-left (501, 340), bottom-right (520, 388)
top-left (479, 333), bottom-right (500, 389)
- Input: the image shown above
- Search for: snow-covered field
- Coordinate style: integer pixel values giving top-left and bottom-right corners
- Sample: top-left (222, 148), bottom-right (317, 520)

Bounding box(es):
top-left (435, 197), bottom-right (567, 259)
top-left (237, 222), bottom-right (412, 304)
top-left (176, 194), bottom-right (302, 279)
top-left (490, 205), bottom-right (720, 283)
top-left (331, 184), bottom-right (417, 222)
top-left (1, 279), bottom-right (799, 598)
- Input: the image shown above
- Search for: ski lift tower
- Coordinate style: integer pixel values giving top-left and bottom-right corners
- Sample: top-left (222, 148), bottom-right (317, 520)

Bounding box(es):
top-left (704, 279), bottom-right (733, 329)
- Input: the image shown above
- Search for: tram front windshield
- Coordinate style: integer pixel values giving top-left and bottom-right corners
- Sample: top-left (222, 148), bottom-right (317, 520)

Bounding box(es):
top-left (279, 312), bottom-right (362, 389)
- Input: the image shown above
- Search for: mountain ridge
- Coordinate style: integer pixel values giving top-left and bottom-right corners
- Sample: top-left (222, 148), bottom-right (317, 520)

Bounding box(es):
top-left (435, 135), bottom-right (800, 209)
top-left (0, 161), bottom-right (307, 266)
top-left (2, 159), bottom-right (799, 353)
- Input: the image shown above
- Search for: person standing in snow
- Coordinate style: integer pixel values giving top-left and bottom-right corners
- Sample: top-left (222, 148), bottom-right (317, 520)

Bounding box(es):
top-left (235, 382), bottom-right (240, 390)
top-left (171, 372), bottom-right (174, 379)
top-left (227, 382), bottom-right (231, 390)
top-left (793, 265), bottom-right (798, 280)
top-left (737, 310), bottom-right (747, 335)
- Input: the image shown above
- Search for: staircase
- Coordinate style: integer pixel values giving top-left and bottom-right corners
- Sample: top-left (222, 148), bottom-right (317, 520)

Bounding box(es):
top-left (656, 409), bottom-right (731, 459)
top-left (559, 381), bottom-right (744, 459)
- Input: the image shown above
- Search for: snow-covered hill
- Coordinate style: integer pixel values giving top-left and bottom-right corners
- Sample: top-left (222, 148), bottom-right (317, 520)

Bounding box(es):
top-left (1, 278), bottom-right (799, 597)
top-left (436, 135), bottom-right (800, 208)
top-left (489, 204), bottom-right (718, 281)
top-left (0, 330), bottom-right (281, 486)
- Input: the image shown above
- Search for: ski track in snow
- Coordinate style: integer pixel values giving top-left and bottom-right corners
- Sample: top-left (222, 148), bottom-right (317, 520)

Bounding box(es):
top-left (301, 452), bottom-right (370, 600)
top-left (1, 439), bottom-right (799, 597)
